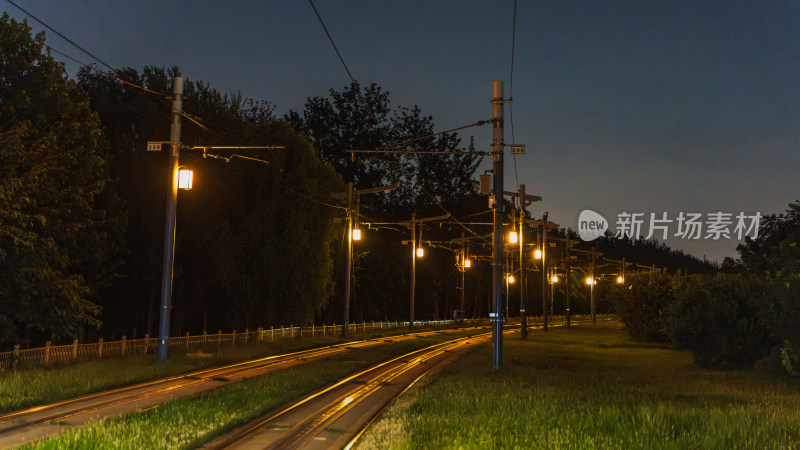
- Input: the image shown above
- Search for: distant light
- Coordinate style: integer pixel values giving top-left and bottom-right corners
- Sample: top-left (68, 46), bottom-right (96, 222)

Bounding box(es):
top-left (617, 276), bottom-right (624, 284)
top-left (551, 275), bottom-right (558, 283)
top-left (352, 228), bottom-right (361, 241)
top-left (417, 247), bottom-right (424, 258)
top-left (534, 249), bottom-right (542, 260)
top-left (178, 169), bottom-right (193, 190)
top-left (464, 259), bottom-right (471, 268)
top-left (508, 231), bottom-right (518, 244)
top-left (585, 277), bottom-right (593, 285)
top-left (507, 275), bottom-right (515, 284)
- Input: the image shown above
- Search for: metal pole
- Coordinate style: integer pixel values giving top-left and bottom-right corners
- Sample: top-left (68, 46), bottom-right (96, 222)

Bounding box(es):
top-left (342, 182), bottom-right (353, 338)
top-left (491, 80), bottom-right (505, 369)
top-left (591, 246), bottom-right (596, 323)
top-left (519, 186), bottom-right (527, 340)
top-left (542, 211), bottom-right (548, 332)
top-left (460, 232), bottom-right (466, 325)
top-left (565, 240), bottom-right (571, 328)
top-left (158, 76), bottom-right (183, 361)
top-left (410, 214), bottom-right (416, 328)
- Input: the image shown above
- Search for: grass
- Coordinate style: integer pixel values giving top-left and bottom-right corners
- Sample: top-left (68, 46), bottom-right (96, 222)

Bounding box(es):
top-left (0, 324), bottom-right (481, 414)
top-left (21, 329), bottom-right (489, 449)
top-left (357, 321), bottom-right (800, 449)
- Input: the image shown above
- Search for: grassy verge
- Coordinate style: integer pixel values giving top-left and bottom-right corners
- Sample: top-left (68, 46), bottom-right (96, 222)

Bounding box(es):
top-left (22, 329), bottom-right (489, 449)
top-left (0, 323), bottom-right (483, 414)
top-left (358, 321), bottom-right (800, 449)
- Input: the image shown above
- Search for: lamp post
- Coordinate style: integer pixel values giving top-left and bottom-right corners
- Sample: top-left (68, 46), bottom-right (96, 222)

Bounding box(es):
top-left (157, 76), bottom-right (183, 361)
top-left (403, 212), bottom-right (449, 328)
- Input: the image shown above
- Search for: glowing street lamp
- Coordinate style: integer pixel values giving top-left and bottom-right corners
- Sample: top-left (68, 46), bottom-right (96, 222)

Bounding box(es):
top-left (585, 277), bottom-right (594, 285)
top-left (508, 231), bottom-right (518, 244)
top-left (416, 247), bottom-right (424, 258)
top-left (464, 258), bottom-right (471, 268)
top-left (178, 168), bottom-right (193, 190)
top-left (617, 276), bottom-right (624, 284)
top-left (551, 275), bottom-right (559, 284)
top-left (351, 228), bottom-right (362, 241)
top-left (507, 274), bottom-right (515, 284)
top-left (534, 248), bottom-right (542, 260)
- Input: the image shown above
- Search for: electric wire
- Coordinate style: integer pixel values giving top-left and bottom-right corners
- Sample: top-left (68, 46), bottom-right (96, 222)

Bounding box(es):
top-left (6, 0), bottom-right (116, 72)
top-left (43, 42), bottom-right (237, 146)
top-left (418, 184), bottom-right (490, 245)
top-left (376, 120), bottom-right (492, 151)
top-left (307, 0), bottom-right (393, 149)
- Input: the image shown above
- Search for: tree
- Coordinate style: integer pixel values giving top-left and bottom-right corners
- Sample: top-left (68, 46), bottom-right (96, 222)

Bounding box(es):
top-left (79, 66), bottom-right (343, 333)
top-left (0, 14), bottom-right (122, 346)
top-left (286, 82), bottom-right (482, 216)
top-left (737, 201), bottom-right (800, 275)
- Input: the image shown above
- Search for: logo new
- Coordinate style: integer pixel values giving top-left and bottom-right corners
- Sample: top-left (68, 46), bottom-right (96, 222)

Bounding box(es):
top-left (578, 210), bottom-right (608, 241)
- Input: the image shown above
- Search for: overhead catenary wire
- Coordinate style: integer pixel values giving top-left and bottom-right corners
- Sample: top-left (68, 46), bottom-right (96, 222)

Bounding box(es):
top-left (44, 43), bottom-right (238, 146)
top-left (6, 0), bottom-right (116, 72)
top-left (307, 0), bottom-right (394, 150)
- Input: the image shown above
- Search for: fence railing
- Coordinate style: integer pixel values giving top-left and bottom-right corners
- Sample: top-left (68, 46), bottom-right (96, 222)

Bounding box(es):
top-left (0, 319), bottom-right (484, 372)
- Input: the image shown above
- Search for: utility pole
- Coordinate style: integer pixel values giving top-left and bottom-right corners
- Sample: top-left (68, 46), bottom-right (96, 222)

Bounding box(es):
top-left (410, 212), bottom-right (416, 328)
top-left (343, 182), bottom-right (353, 337)
top-left (505, 184), bottom-right (540, 339)
top-left (401, 212), bottom-right (450, 328)
top-left (565, 239), bottom-right (572, 328)
top-left (591, 246), bottom-right (596, 323)
top-left (331, 182), bottom-right (398, 337)
top-left (541, 211), bottom-right (549, 331)
top-left (491, 80), bottom-right (505, 369)
top-left (460, 232), bottom-right (467, 325)
top-left (157, 76), bottom-right (183, 361)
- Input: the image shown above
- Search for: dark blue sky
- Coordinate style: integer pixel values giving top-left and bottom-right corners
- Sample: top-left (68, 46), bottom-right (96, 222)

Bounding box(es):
top-left (6, 1), bottom-right (799, 262)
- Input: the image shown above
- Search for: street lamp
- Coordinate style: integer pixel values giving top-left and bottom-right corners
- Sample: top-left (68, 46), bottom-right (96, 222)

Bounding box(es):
top-left (464, 258), bottom-right (471, 268)
top-left (177, 168), bottom-right (193, 190)
top-left (351, 228), bottom-right (362, 241)
top-left (585, 276), bottom-right (594, 285)
top-left (508, 231), bottom-right (518, 244)
top-left (617, 276), bottom-right (624, 284)
top-left (416, 246), bottom-right (424, 258)
top-left (551, 275), bottom-right (559, 283)
top-left (534, 248), bottom-right (542, 260)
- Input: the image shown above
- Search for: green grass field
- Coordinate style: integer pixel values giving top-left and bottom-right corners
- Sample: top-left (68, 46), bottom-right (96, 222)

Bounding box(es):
top-left (357, 322), bottom-right (800, 449)
top-left (0, 324), bottom-right (478, 414)
top-left (21, 329), bottom-right (489, 449)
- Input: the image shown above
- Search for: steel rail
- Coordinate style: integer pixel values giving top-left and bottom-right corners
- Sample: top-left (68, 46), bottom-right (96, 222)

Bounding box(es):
top-left (205, 330), bottom-right (494, 449)
top-left (0, 326), bottom-right (484, 442)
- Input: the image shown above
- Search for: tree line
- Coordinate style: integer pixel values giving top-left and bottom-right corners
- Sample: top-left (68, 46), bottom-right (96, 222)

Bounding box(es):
top-left (609, 201), bottom-right (800, 375)
top-left (2, 15), bottom-right (781, 357)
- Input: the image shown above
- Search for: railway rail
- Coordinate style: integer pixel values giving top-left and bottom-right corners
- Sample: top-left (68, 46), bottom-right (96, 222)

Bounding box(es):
top-left (201, 328), bottom-right (513, 449)
top-left (0, 326), bottom-right (484, 448)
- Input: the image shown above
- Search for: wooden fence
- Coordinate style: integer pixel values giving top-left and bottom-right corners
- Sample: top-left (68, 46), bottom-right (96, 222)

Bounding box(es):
top-left (0, 319), bottom-right (481, 372)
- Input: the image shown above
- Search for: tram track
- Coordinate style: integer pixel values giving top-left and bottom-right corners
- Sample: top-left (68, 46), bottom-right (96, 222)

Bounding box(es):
top-left (0, 326), bottom-right (485, 448)
top-left (201, 328), bottom-right (511, 449)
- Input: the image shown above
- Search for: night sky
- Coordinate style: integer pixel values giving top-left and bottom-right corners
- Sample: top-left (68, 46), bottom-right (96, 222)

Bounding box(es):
top-left (6, 0), bottom-right (799, 262)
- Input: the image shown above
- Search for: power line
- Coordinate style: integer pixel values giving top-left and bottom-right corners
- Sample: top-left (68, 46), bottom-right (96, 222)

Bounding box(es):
top-left (307, 0), bottom-right (394, 150)
top-left (6, 0), bottom-right (116, 72)
top-left (377, 120), bottom-right (493, 151)
top-left (418, 184), bottom-right (490, 245)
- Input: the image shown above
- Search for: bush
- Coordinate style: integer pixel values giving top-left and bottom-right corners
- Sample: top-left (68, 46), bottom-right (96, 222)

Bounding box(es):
top-left (759, 274), bottom-right (800, 376)
top-left (666, 274), bottom-right (773, 368)
top-left (609, 272), bottom-right (676, 343)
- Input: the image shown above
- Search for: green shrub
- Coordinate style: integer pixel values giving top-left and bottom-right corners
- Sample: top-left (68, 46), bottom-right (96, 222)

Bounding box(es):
top-left (666, 274), bottom-right (772, 368)
top-left (608, 272), bottom-right (676, 343)
top-left (759, 273), bottom-right (800, 376)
